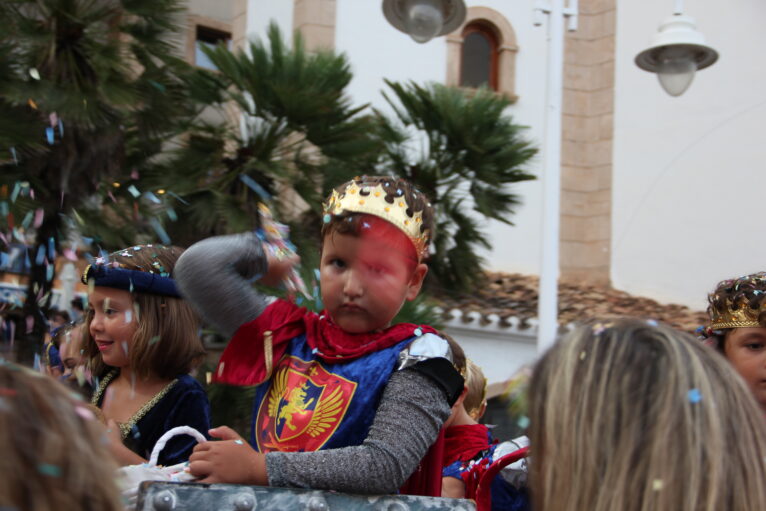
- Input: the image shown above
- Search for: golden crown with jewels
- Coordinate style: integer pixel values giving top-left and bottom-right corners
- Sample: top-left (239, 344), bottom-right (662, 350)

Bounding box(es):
top-left (707, 272), bottom-right (766, 330)
top-left (708, 297), bottom-right (766, 330)
top-left (322, 180), bottom-right (430, 259)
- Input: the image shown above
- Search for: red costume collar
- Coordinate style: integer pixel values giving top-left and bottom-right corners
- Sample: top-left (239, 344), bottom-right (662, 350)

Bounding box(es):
top-left (213, 299), bottom-right (437, 385)
top-left (443, 423), bottom-right (493, 466)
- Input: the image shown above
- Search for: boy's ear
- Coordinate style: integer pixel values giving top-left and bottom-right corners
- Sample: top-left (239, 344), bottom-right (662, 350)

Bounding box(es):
top-left (405, 263), bottom-right (429, 301)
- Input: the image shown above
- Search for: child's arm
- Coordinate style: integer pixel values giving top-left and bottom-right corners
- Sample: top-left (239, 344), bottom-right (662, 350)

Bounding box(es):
top-left (175, 233), bottom-right (297, 338)
top-left (441, 476), bottom-right (466, 498)
top-left (189, 368), bottom-right (450, 492)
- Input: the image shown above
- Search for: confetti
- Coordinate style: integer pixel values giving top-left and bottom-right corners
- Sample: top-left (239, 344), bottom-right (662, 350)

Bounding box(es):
top-left (413, 328), bottom-right (423, 337)
top-left (687, 388), bottom-right (702, 404)
top-left (127, 185), bottom-right (140, 198)
top-left (29, 68), bottom-right (40, 80)
top-left (75, 405), bottom-right (95, 421)
top-left (652, 479), bottom-right (663, 491)
top-left (38, 464), bottom-right (61, 477)
top-left (517, 415), bottom-right (530, 429)
top-left (33, 208), bottom-right (44, 229)
top-left (239, 174), bottom-right (271, 200)
top-left (234, 439), bottom-right (244, 445)
top-left (149, 218), bottom-right (171, 245)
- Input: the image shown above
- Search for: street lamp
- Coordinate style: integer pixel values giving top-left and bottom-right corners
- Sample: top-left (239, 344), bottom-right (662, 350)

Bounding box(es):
top-left (635, 1), bottom-right (718, 97)
top-left (382, 0), bottom-right (466, 44)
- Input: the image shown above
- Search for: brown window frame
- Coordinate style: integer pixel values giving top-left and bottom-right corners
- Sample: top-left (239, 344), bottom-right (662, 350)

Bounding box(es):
top-left (459, 22), bottom-right (500, 91)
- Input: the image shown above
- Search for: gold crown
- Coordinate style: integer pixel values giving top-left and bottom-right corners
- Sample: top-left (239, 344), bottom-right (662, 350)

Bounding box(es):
top-left (708, 297), bottom-right (765, 330)
top-left (323, 181), bottom-right (430, 259)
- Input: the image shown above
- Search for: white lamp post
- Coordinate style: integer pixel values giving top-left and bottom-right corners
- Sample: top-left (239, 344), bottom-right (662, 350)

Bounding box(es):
top-left (635, 0), bottom-right (718, 97)
top-left (534, 0), bottom-right (578, 353)
top-left (382, 0), bottom-right (466, 43)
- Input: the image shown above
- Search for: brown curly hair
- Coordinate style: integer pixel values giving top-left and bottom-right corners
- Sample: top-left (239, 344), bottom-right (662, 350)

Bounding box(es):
top-left (705, 272), bottom-right (766, 351)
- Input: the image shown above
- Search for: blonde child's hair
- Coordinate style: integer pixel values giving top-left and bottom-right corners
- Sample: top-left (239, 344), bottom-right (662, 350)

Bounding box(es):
top-left (463, 359), bottom-right (488, 420)
top-left (84, 245), bottom-right (205, 380)
top-left (0, 362), bottom-right (122, 510)
top-left (528, 318), bottom-right (766, 511)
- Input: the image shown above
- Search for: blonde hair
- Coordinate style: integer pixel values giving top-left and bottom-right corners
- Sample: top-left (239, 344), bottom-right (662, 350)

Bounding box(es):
top-left (528, 318), bottom-right (766, 511)
top-left (84, 245), bottom-right (205, 380)
top-left (463, 359), bottom-right (487, 419)
top-left (0, 362), bottom-right (122, 510)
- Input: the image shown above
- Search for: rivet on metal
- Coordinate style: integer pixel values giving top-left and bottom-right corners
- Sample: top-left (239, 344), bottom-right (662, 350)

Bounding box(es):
top-left (233, 493), bottom-right (256, 511)
top-left (152, 490), bottom-right (177, 511)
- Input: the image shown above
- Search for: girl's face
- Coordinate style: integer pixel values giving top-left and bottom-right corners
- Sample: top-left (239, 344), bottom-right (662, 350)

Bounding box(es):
top-left (724, 327), bottom-right (766, 412)
top-left (88, 287), bottom-right (137, 369)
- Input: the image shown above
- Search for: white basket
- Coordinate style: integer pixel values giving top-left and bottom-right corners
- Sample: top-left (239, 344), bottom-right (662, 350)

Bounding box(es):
top-left (117, 426), bottom-right (207, 509)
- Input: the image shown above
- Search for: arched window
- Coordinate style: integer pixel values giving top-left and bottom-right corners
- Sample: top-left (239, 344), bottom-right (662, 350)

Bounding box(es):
top-left (460, 23), bottom-right (499, 90)
top-left (447, 7), bottom-right (518, 102)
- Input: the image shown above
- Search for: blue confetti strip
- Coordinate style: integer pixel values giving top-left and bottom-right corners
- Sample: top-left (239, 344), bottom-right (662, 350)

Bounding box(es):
top-left (10, 147), bottom-right (17, 164)
top-left (10, 182), bottom-right (20, 203)
top-left (166, 207), bottom-right (177, 221)
top-left (239, 174), bottom-right (271, 200)
top-left (144, 191), bottom-right (161, 204)
top-left (149, 218), bottom-right (171, 245)
top-left (127, 185), bottom-right (140, 198)
top-left (167, 191), bottom-right (189, 205)
top-left (21, 211), bottom-right (33, 229)
top-left (46, 264), bottom-right (54, 282)
top-left (38, 463), bottom-right (61, 477)
top-left (58, 119), bottom-right (64, 137)
top-left (45, 127), bottom-right (54, 145)
top-left (35, 245), bottom-right (45, 265)
top-left (687, 388), bottom-right (702, 404)
top-left (0, 201), bottom-right (6, 216)
top-left (48, 237), bottom-right (55, 260)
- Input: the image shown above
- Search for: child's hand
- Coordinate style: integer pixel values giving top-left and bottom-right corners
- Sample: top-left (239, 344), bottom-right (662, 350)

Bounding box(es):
top-left (189, 426), bottom-right (268, 485)
top-left (259, 252), bottom-right (300, 288)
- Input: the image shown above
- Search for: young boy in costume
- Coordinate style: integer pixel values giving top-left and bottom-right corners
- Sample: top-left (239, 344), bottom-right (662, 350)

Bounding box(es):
top-left (704, 272), bottom-right (766, 414)
top-left (176, 176), bottom-right (464, 495)
top-left (441, 354), bottom-right (529, 510)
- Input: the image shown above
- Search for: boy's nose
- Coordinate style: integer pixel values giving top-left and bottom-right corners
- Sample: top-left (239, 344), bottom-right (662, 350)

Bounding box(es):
top-left (343, 270), bottom-right (364, 298)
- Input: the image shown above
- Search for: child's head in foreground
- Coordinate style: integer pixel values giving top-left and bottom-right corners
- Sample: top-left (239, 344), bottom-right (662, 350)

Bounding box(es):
top-left (320, 175), bottom-right (435, 333)
top-left (705, 272), bottom-right (766, 412)
top-left (0, 362), bottom-right (123, 511)
top-left (82, 245), bottom-right (204, 380)
top-left (528, 318), bottom-right (766, 511)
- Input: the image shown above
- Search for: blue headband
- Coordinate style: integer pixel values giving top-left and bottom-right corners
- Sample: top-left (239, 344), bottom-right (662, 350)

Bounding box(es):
top-left (81, 264), bottom-right (181, 297)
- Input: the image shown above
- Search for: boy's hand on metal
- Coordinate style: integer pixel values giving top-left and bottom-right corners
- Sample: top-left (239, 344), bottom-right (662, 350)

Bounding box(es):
top-left (189, 426), bottom-right (268, 485)
top-left (259, 253), bottom-right (300, 288)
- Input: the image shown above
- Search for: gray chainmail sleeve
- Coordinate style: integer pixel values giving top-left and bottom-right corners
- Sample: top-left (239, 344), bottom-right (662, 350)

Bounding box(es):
top-left (174, 232), bottom-right (270, 339)
top-left (265, 368), bottom-right (451, 494)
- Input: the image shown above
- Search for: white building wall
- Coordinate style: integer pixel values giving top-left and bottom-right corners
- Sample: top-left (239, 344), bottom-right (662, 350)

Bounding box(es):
top-left (612, 0), bottom-right (766, 309)
top-left (245, 0), bottom-right (293, 44)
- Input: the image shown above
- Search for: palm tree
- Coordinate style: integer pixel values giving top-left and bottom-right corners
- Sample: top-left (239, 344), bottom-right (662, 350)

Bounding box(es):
top-left (374, 81), bottom-right (537, 292)
top-left (145, 22), bottom-right (380, 263)
top-left (0, 0), bottom-right (196, 362)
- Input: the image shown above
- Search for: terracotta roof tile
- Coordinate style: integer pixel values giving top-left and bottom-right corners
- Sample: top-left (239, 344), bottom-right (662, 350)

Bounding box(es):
top-left (433, 272), bottom-right (708, 334)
